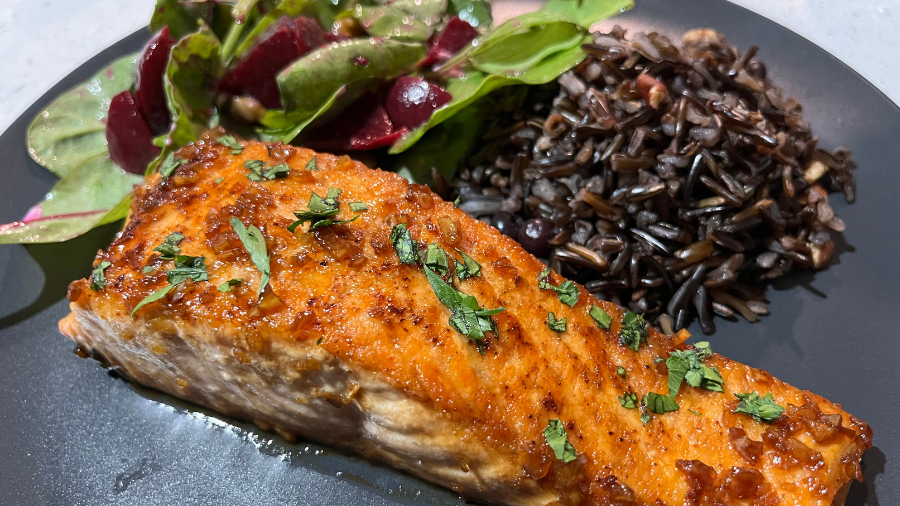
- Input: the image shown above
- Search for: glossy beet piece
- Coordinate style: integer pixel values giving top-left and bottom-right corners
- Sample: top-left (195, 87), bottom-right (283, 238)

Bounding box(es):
top-left (305, 94), bottom-right (407, 152)
top-left (106, 91), bottom-right (160, 174)
top-left (219, 16), bottom-right (327, 109)
top-left (421, 16), bottom-right (479, 67)
top-left (384, 76), bottom-right (452, 131)
top-left (135, 26), bottom-right (175, 135)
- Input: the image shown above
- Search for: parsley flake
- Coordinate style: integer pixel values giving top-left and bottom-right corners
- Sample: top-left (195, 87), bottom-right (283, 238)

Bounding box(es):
top-left (305, 156), bottom-right (317, 171)
top-left (423, 243), bottom-right (450, 276)
top-left (538, 267), bottom-right (579, 307)
top-left (389, 224), bottom-right (419, 264)
top-left (90, 261), bottom-right (112, 291)
top-left (165, 255), bottom-right (209, 285)
top-left (217, 279), bottom-right (242, 292)
top-left (644, 392), bottom-right (678, 414)
top-left (547, 312), bottom-right (567, 333)
top-left (665, 344), bottom-right (724, 398)
top-left (543, 419), bottom-right (577, 463)
top-left (153, 232), bottom-right (185, 260)
top-left (159, 152), bottom-right (188, 178)
top-left (288, 187), bottom-right (357, 232)
top-left (230, 217), bottom-right (271, 296)
top-left (619, 311), bottom-right (648, 351)
top-left (689, 409), bottom-right (702, 416)
top-left (349, 202), bottom-right (368, 212)
top-left (214, 177), bottom-right (224, 184)
top-left (142, 266), bottom-right (155, 274)
top-left (589, 305), bottom-right (612, 330)
top-left (616, 366), bottom-right (627, 378)
top-left (244, 159), bottom-right (290, 181)
top-left (641, 412), bottom-right (651, 426)
top-left (131, 286), bottom-right (174, 316)
top-left (618, 392), bottom-right (638, 409)
top-left (216, 135), bottom-right (243, 154)
top-left (454, 250), bottom-right (481, 280)
top-left (733, 392), bottom-right (785, 423)
top-left (453, 196), bottom-right (460, 208)
top-left (423, 266), bottom-right (503, 354)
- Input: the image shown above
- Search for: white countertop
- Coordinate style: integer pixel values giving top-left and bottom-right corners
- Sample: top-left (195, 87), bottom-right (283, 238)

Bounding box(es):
top-left (0, 0), bottom-right (897, 137)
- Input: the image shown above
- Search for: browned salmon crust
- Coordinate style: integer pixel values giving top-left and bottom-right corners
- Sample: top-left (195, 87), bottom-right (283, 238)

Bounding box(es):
top-left (61, 135), bottom-right (871, 505)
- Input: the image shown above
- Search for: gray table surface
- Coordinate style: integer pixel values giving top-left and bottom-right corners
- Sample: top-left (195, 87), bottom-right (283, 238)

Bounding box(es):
top-left (0, 0), bottom-right (898, 138)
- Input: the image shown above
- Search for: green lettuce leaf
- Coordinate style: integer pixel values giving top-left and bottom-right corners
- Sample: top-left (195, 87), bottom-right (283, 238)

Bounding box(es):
top-left (0, 155), bottom-right (142, 244)
top-left (353, 0), bottom-right (447, 41)
top-left (540, 0), bottom-right (634, 29)
top-left (27, 53), bottom-right (138, 178)
top-left (449, 0), bottom-right (491, 29)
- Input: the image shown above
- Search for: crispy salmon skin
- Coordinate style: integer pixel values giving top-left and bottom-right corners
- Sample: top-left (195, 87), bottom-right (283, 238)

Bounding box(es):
top-left (61, 135), bottom-right (870, 505)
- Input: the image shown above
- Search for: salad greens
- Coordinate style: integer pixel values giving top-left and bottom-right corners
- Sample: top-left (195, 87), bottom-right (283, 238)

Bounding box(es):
top-left (11, 0), bottom-right (633, 245)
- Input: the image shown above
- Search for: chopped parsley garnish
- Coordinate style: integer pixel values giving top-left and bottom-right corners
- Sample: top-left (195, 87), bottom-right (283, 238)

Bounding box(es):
top-left (305, 156), bottom-right (317, 171)
top-left (689, 409), bottom-right (702, 416)
top-left (244, 159), bottom-right (290, 181)
top-left (132, 255), bottom-right (208, 316)
top-left (644, 392), bottom-right (679, 414)
top-left (454, 250), bottom-right (481, 280)
top-left (159, 152), bottom-right (187, 178)
top-left (589, 305), bottom-right (612, 330)
top-left (349, 202), bottom-right (367, 212)
top-left (142, 266), bottom-right (155, 274)
top-left (619, 311), bottom-right (648, 351)
top-left (165, 255), bottom-right (209, 285)
top-left (389, 224), bottom-right (419, 264)
top-left (616, 366), bottom-right (627, 378)
top-left (216, 135), bottom-right (243, 154)
top-left (423, 243), bottom-right (449, 276)
top-left (153, 232), bottom-right (185, 260)
top-left (217, 279), bottom-right (242, 292)
top-left (665, 343), bottom-right (725, 397)
top-left (543, 419), bottom-right (577, 463)
top-left (618, 392), bottom-right (638, 409)
top-left (424, 266), bottom-right (504, 354)
top-left (453, 196), bottom-right (460, 208)
top-left (288, 187), bottom-right (358, 232)
top-left (90, 261), bottom-right (112, 291)
top-left (641, 412), bottom-right (651, 426)
top-left (733, 391), bottom-right (785, 423)
top-left (538, 267), bottom-right (579, 307)
top-left (230, 217), bottom-right (271, 296)
top-left (214, 177), bottom-right (224, 184)
top-left (547, 312), bottom-right (567, 333)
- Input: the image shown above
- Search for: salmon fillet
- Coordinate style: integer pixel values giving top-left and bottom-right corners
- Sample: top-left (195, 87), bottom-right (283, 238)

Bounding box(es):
top-left (60, 135), bottom-right (871, 505)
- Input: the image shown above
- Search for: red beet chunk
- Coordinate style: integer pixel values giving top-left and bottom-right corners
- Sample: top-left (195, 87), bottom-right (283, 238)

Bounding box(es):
top-left (305, 94), bottom-right (407, 151)
top-left (220, 16), bottom-right (327, 109)
top-left (421, 16), bottom-right (478, 67)
top-left (106, 91), bottom-right (160, 174)
top-left (135, 26), bottom-right (175, 135)
top-left (385, 76), bottom-right (452, 131)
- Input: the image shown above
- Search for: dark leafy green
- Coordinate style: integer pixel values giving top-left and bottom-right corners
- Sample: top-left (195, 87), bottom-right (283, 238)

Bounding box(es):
top-left (166, 255), bottom-right (209, 285)
top-left (733, 392), bottom-right (785, 423)
top-left (619, 311), bottom-right (647, 351)
top-left (27, 53), bottom-right (138, 178)
top-left (349, 202), bottom-right (368, 212)
top-left (543, 419), bottom-right (577, 463)
top-left (217, 134), bottom-right (244, 154)
top-left (423, 266), bottom-right (503, 353)
top-left (540, 0), bottom-right (633, 29)
top-left (353, 0), bottom-right (447, 41)
top-left (159, 152), bottom-right (188, 178)
top-left (390, 224), bottom-right (419, 264)
top-left (449, 0), bottom-right (491, 28)
top-left (288, 187), bottom-right (358, 232)
top-left (423, 243), bottom-right (450, 277)
top-left (392, 105), bottom-right (485, 185)
top-left (230, 216), bottom-right (271, 296)
top-left (616, 366), bottom-right (626, 378)
top-left (150, 0), bottom-right (232, 40)
top-left (618, 392), bottom-right (638, 409)
top-left (0, 156), bottom-right (142, 244)
top-left (664, 343), bottom-right (725, 398)
top-left (131, 286), bottom-right (175, 317)
top-left (244, 159), bottom-right (290, 181)
top-left (217, 279), bottom-right (243, 292)
top-left (90, 261), bottom-right (112, 291)
top-left (538, 267), bottom-right (579, 307)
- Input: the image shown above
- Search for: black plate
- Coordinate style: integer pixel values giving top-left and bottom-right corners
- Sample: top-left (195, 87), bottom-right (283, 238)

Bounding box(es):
top-left (1, 1), bottom-right (897, 504)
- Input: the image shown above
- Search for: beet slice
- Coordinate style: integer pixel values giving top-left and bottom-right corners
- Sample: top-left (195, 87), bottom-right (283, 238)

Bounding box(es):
top-left (304, 94), bottom-right (407, 151)
top-left (384, 76), bottom-right (452, 131)
top-left (421, 16), bottom-right (479, 67)
top-left (106, 91), bottom-right (160, 174)
top-left (219, 16), bottom-right (327, 109)
top-left (135, 26), bottom-right (175, 135)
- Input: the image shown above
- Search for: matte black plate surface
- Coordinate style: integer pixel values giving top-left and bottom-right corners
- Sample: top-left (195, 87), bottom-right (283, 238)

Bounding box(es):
top-left (1, 1), bottom-right (897, 504)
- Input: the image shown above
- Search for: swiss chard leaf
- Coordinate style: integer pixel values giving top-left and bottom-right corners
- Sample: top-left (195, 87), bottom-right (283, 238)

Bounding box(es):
top-left (267, 38), bottom-right (426, 142)
top-left (0, 155), bottom-right (142, 244)
top-left (353, 0), bottom-right (447, 41)
top-left (27, 53), bottom-right (138, 178)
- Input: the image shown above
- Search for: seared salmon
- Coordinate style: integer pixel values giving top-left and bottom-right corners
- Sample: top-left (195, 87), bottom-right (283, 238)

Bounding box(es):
top-left (60, 135), bottom-right (870, 505)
